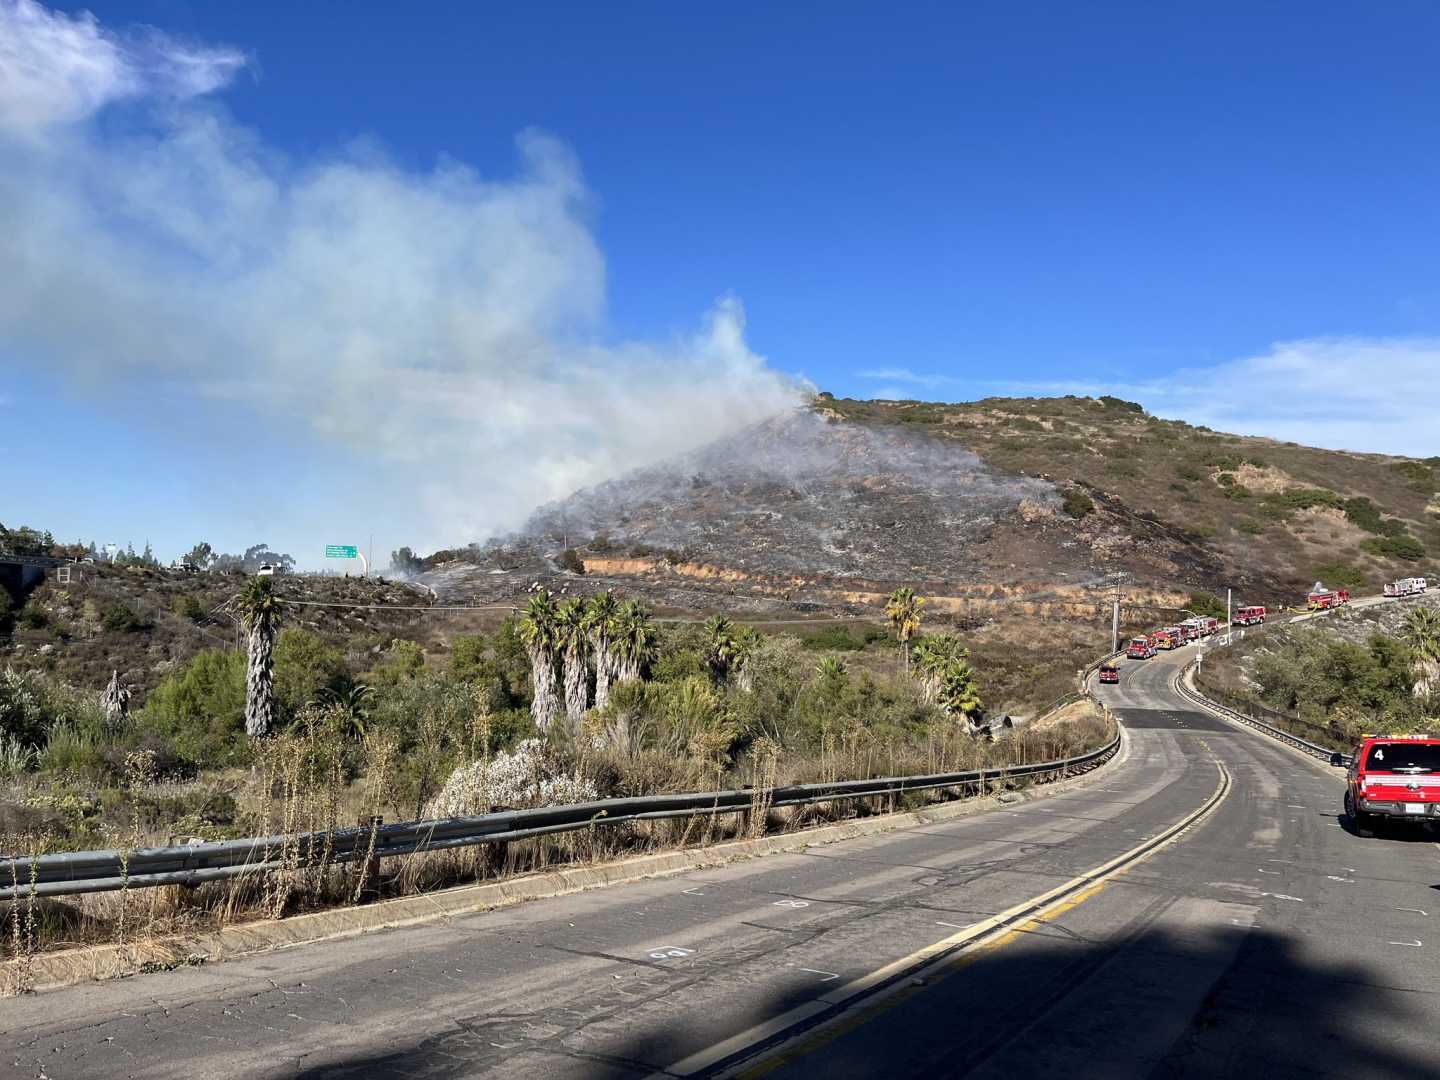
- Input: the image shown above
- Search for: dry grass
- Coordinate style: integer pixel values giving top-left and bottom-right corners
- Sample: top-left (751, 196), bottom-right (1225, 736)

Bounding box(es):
top-left (2, 705), bottom-right (1114, 984)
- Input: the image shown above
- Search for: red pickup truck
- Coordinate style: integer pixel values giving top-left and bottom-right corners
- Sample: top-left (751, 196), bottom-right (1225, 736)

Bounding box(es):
top-left (1341, 734), bottom-right (1440, 832)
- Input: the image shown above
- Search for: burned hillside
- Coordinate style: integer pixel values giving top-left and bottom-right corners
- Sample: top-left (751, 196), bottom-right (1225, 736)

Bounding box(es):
top-left (420, 406), bottom-right (1279, 619)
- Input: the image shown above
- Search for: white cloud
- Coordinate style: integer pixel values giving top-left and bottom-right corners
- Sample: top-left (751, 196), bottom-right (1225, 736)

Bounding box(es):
top-left (991, 337), bottom-right (1440, 457)
top-left (1144, 337), bottom-right (1440, 456)
top-left (856, 366), bottom-right (961, 389)
top-left (0, 0), bottom-right (246, 135)
top-left (0, 2), bottom-right (804, 552)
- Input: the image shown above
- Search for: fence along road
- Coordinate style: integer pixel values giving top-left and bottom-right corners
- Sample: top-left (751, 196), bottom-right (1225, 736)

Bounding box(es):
top-left (6, 648), bottom-right (1440, 1079)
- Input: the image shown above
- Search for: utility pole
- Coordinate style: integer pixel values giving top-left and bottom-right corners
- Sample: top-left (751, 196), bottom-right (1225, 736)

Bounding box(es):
top-left (1111, 587), bottom-right (1121, 655)
top-left (1225, 587), bottom-right (1232, 645)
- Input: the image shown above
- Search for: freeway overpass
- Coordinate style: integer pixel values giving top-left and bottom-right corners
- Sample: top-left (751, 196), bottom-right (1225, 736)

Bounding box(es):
top-left (0, 552), bottom-right (70, 605)
top-left (3, 647), bottom-right (1439, 1078)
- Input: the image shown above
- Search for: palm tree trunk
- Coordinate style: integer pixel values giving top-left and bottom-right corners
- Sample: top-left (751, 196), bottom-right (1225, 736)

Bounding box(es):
top-left (528, 645), bottom-right (559, 734)
top-left (245, 624), bottom-right (275, 738)
top-left (564, 641), bottom-right (587, 731)
top-left (592, 631), bottom-right (612, 711)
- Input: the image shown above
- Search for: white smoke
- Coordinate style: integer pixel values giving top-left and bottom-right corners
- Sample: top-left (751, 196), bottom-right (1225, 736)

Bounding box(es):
top-left (0, 0), bottom-right (804, 553)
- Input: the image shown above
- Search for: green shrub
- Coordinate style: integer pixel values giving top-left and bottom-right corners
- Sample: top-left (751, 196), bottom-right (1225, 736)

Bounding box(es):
top-left (558, 548), bottom-right (586, 574)
top-left (1237, 519), bottom-right (1266, 536)
top-left (1223, 484), bottom-right (1252, 500)
top-left (140, 648), bottom-right (248, 765)
top-left (1313, 563), bottom-right (1368, 589)
top-left (17, 603), bottom-right (47, 630)
top-left (1061, 490), bottom-right (1095, 519)
top-left (1098, 396), bottom-right (1144, 413)
top-left (1176, 465), bottom-right (1203, 482)
top-left (1361, 535), bottom-right (1427, 562)
top-left (102, 601), bottom-right (150, 633)
top-left (170, 593), bottom-right (206, 622)
top-left (1341, 497), bottom-right (1405, 537)
top-left (365, 638), bottom-right (425, 687)
top-left (799, 624), bottom-right (887, 651)
top-left (1187, 592), bottom-right (1228, 621)
top-left (1391, 460), bottom-right (1436, 491)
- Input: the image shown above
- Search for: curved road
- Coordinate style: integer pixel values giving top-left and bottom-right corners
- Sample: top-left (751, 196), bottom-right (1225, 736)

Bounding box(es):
top-left (5, 649), bottom-right (1440, 1079)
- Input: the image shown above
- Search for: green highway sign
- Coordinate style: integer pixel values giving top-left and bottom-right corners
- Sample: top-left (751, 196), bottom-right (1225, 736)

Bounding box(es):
top-left (325, 544), bottom-right (358, 559)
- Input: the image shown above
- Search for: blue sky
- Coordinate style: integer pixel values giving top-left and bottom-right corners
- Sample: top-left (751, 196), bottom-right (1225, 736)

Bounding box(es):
top-left (4, 1), bottom-right (1440, 564)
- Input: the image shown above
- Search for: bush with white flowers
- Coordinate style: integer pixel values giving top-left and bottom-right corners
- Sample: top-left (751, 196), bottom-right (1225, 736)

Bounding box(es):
top-left (425, 739), bottom-right (600, 818)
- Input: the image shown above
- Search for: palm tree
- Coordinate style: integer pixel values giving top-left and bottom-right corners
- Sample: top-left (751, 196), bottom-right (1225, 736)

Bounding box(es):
top-left (1401, 608), bottom-right (1440, 698)
top-left (236, 576), bottom-right (280, 738)
top-left (937, 659), bottom-right (983, 721)
top-left (613, 600), bottom-right (658, 684)
top-left (584, 591), bottom-right (621, 711)
top-left (885, 587), bottom-right (926, 671)
top-left (731, 627), bottom-right (763, 692)
top-left (815, 656), bottom-right (848, 681)
top-left (556, 597), bottom-right (590, 732)
top-left (911, 634), bottom-right (968, 704)
top-left (519, 591), bottom-right (561, 734)
top-left (703, 616), bottom-right (737, 686)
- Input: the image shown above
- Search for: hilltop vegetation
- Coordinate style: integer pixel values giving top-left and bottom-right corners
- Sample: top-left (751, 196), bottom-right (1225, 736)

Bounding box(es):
top-left (821, 394), bottom-right (1440, 592)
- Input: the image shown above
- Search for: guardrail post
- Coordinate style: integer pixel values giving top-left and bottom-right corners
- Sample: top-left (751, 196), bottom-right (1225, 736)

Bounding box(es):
top-left (482, 839), bottom-right (509, 878)
top-left (356, 816), bottom-right (382, 900)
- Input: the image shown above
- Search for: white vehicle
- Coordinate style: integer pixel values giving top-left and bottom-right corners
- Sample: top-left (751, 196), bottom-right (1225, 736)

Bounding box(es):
top-left (256, 562), bottom-right (276, 577)
top-left (1384, 577), bottom-right (1428, 598)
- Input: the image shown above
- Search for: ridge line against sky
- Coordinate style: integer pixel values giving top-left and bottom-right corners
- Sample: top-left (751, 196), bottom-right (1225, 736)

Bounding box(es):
top-left (3, 0), bottom-right (1440, 563)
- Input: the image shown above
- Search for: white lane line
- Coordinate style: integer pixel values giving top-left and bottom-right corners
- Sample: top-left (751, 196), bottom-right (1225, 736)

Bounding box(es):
top-left (1325, 876), bottom-right (1355, 884)
top-left (799, 968), bottom-right (840, 982)
top-left (1262, 893), bottom-right (1305, 902)
top-left (1388, 940), bottom-right (1423, 948)
top-left (1256, 868), bottom-right (1279, 875)
top-left (1398, 908), bottom-right (1429, 917)
top-left (683, 888), bottom-right (706, 896)
top-left (935, 921), bottom-right (970, 930)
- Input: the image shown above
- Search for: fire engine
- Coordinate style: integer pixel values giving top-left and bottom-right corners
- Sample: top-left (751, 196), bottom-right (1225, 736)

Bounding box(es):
top-left (1150, 628), bottom-right (1177, 650)
top-left (1233, 605), bottom-right (1266, 625)
top-left (1307, 584), bottom-right (1350, 611)
top-left (1384, 577), bottom-right (1429, 598)
top-left (1097, 662), bottom-right (1120, 684)
top-left (1176, 621), bottom-right (1200, 642)
top-left (1126, 636), bottom-right (1156, 660)
top-left (1340, 734), bottom-right (1440, 832)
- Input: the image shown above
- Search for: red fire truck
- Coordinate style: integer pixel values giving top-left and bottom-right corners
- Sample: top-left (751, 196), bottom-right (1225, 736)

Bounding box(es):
top-left (1307, 586), bottom-right (1350, 612)
top-left (1233, 605), bottom-right (1266, 625)
top-left (1126, 636), bottom-right (1156, 660)
top-left (1151, 628), bottom-right (1180, 650)
top-left (1341, 734), bottom-right (1440, 833)
top-left (1097, 662), bottom-right (1120, 684)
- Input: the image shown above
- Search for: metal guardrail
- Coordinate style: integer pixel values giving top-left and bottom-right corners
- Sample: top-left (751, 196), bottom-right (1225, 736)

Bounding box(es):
top-left (1, 733), bottom-right (1120, 901)
top-left (1173, 662), bottom-right (1337, 763)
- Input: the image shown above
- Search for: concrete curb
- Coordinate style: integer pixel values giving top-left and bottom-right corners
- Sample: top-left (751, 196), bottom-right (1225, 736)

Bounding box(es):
top-left (4, 733), bottom-right (1123, 995)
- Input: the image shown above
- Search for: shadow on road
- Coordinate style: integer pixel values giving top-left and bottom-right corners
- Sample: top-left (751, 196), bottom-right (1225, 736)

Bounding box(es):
top-left (287, 920), bottom-right (1440, 1079)
top-left (1337, 813), bottom-right (1440, 842)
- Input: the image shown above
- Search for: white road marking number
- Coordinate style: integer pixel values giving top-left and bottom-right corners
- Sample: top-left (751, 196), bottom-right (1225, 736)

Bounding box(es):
top-left (648, 946), bottom-right (695, 960)
top-left (773, 899), bottom-right (811, 909)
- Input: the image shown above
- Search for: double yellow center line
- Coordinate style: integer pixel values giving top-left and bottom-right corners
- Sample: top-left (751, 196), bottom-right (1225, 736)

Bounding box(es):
top-left (650, 758), bottom-right (1232, 1079)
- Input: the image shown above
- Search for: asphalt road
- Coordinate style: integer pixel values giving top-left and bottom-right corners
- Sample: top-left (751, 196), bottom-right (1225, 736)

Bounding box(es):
top-left (6, 647), bottom-right (1440, 1080)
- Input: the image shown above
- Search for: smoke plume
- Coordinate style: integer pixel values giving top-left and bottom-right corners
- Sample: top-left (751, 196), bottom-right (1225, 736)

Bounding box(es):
top-left (0, 0), bottom-right (804, 553)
